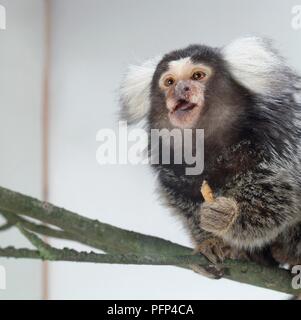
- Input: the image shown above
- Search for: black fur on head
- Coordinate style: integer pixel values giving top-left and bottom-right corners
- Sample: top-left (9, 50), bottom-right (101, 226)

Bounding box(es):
top-left (149, 44), bottom-right (254, 150)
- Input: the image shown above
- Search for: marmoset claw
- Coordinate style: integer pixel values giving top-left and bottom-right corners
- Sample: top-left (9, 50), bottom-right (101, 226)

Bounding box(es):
top-left (190, 237), bottom-right (230, 279)
top-left (190, 263), bottom-right (224, 279)
top-left (195, 237), bottom-right (227, 263)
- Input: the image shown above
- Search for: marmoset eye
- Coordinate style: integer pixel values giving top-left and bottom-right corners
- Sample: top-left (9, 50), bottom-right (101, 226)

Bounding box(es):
top-left (164, 77), bottom-right (175, 87)
top-left (192, 71), bottom-right (206, 80)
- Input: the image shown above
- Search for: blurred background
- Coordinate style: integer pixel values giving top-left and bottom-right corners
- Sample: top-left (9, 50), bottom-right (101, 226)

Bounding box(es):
top-left (0, 0), bottom-right (300, 299)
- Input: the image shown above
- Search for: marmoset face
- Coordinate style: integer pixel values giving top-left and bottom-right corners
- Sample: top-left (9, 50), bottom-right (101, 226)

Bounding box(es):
top-left (158, 58), bottom-right (212, 128)
top-left (149, 46), bottom-right (250, 140)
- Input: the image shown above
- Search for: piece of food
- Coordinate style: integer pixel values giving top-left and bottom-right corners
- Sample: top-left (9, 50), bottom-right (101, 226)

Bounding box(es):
top-left (201, 180), bottom-right (214, 203)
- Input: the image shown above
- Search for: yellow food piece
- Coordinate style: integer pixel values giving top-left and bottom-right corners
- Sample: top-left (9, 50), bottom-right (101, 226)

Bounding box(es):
top-left (201, 180), bottom-right (214, 203)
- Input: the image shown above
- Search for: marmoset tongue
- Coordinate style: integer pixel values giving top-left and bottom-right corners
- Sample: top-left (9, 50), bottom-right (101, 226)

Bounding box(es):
top-left (174, 100), bottom-right (196, 116)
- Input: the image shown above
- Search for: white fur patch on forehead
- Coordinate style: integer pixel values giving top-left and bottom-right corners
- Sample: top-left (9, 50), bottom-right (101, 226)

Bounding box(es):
top-left (222, 37), bottom-right (292, 96)
top-left (165, 57), bottom-right (212, 81)
top-left (120, 56), bottom-right (161, 123)
top-left (168, 57), bottom-right (192, 75)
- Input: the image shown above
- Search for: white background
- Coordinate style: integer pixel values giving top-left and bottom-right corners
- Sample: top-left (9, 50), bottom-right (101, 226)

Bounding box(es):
top-left (1, 0), bottom-right (301, 299)
top-left (0, 0), bottom-right (44, 299)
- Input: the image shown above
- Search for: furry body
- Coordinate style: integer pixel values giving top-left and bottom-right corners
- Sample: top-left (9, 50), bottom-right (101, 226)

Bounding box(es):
top-left (120, 38), bottom-right (301, 266)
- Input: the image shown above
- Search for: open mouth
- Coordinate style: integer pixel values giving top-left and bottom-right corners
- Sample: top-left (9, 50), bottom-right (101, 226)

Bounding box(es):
top-left (173, 100), bottom-right (197, 116)
top-left (168, 99), bottom-right (201, 128)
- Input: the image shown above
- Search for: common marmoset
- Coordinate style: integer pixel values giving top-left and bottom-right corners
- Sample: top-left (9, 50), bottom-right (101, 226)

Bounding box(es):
top-left (120, 37), bottom-right (301, 274)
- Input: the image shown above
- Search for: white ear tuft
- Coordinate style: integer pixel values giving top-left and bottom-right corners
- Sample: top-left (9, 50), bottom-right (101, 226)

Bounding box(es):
top-left (222, 37), bottom-right (291, 96)
top-left (120, 56), bottom-right (161, 123)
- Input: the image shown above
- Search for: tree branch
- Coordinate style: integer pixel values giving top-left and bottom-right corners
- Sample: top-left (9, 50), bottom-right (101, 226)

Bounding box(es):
top-left (0, 247), bottom-right (41, 259)
top-left (11, 225), bottom-right (213, 266)
top-left (1, 210), bottom-right (78, 242)
top-left (0, 222), bottom-right (12, 231)
top-left (0, 185), bottom-right (299, 295)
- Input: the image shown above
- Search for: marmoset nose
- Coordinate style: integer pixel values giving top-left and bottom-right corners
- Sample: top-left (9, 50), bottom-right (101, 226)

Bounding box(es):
top-left (175, 81), bottom-right (193, 99)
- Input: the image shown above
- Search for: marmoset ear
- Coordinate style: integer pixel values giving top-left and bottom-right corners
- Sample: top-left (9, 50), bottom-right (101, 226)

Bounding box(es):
top-left (222, 37), bottom-right (292, 97)
top-left (120, 57), bottom-right (161, 124)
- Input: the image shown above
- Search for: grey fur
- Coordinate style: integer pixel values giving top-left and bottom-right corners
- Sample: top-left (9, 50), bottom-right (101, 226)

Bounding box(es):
top-left (120, 37), bottom-right (301, 266)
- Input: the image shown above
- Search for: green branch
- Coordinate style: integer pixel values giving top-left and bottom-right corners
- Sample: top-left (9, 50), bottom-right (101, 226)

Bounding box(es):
top-left (0, 185), bottom-right (299, 296)
top-left (0, 247), bottom-right (41, 259)
top-left (0, 222), bottom-right (12, 231)
top-left (9, 225), bottom-right (212, 266)
top-left (1, 210), bottom-right (77, 242)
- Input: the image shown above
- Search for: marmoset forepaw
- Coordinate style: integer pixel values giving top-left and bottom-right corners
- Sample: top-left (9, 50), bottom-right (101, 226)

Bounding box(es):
top-left (199, 197), bottom-right (239, 236)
